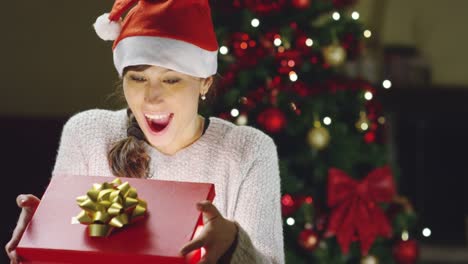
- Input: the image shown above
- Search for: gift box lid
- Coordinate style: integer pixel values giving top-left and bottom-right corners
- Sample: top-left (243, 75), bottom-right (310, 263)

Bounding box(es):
top-left (17, 174), bottom-right (215, 264)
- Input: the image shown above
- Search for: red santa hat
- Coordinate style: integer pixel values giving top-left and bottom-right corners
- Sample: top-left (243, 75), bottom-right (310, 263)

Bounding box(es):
top-left (93, 0), bottom-right (218, 78)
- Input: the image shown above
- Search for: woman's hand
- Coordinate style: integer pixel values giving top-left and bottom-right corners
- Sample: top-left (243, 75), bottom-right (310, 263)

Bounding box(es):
top-left (5, 194), bottom-right (40, 264)
top-left (180, 200), bottom-right (238, 264)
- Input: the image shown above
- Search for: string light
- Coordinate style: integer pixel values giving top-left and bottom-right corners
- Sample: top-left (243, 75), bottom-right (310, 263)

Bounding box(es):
top-left (289, 71), bottom-right (298, 82)
top-left (332, 12), bottom-right (340, 20)
top-left (356, 111), bottom-right (370, 132)
top-left (422, 227), bottom-right (432, 237)
top-left (402, 230), bottom-right (409, 241)
top-left (290, 102), bottom-right (297, 110)
top-left (351, 11), bottom-right (360, 20)
top-left (383, 80), bottom-right (392, 89)
top-left (362, 255), bottom-right (378, 264)
top-left (240, 42), bottom-right (248, 49)
top-left (278, 46), bottom-right (285, 53)
top-left (230, 108), bottom-right (239, 117)
top-left (236, 114), bottom-right (248, 125)
top-left (319, 241), bottom-right (328, 249)
top-left (378, 116), bottom-right (386, 124)
top-left (274, 38), bottom-right (282, 47)
top-left (364, 91), bottom-right (373, 101)
top-left (286, 217), bottom-right (295, 226)
top-left (288, 60), bottom-right (295, 67)
top-left (290, 102), bottom-right (301, 115)
top-left (305, 38), bottom-right (313, 47)
top-left (360, 123), bottom-right (369, 131)
top-left (323, 117), bottom-right (332, 125)
top-left (364, 30), bottom-right (372, 38)
top-left (251, 18), bottom-right (260, 28)
top-left (219, 46), bottom-right (229, 55)
top-left (304, 223), bottom-right (313, 230)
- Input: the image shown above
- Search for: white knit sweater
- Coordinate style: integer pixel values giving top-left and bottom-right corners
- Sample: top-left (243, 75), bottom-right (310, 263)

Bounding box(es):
top-left (52, 109), bottom-right (285, 264)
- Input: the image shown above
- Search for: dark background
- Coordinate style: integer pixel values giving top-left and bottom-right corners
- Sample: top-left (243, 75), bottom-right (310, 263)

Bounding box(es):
top-left (383, 88), bottom-right (468, 245)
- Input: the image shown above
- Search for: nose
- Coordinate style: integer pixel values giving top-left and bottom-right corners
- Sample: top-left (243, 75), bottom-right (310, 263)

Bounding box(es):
top-left (144, 81), bottom-right (165, 104)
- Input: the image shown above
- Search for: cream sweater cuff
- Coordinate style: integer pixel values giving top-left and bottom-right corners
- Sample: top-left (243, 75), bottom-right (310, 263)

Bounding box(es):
top-left (226, 221), bottom-right (264, 264)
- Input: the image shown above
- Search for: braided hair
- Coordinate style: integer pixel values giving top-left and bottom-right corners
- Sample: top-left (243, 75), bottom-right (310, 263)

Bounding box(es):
top-left (108, 108), bottom-right (150, 178)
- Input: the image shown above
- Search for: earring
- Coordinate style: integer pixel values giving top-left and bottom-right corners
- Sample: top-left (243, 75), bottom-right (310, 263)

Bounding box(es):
top-left (201, 94), bottom-right (206, 101)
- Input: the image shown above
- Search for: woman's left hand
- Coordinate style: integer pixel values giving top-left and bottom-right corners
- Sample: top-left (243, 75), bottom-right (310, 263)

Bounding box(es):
top-left (180, 200), bottom-right (238, 264)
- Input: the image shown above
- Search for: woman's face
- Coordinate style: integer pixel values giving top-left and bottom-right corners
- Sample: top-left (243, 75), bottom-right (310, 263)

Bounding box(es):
top-left (123, 65), bottom-right (212, 154)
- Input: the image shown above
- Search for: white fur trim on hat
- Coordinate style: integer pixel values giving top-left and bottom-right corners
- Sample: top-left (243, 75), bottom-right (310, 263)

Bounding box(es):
top-left (93, 13), bottom-right (122, 41)
top-left (113, 36), bottom-right (218, 78)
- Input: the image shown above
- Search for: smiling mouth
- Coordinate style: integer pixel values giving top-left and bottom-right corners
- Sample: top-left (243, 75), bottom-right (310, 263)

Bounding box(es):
top-left (144, 113), bottom-right (174, 133)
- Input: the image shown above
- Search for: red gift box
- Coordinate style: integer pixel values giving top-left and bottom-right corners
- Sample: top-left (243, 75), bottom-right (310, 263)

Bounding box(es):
top-left (16, 174), bottom-right (215, 264)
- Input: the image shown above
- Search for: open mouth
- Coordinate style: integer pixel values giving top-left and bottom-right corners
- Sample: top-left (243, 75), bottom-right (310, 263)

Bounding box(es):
top-left (144, 113), bottom-right (174, 134)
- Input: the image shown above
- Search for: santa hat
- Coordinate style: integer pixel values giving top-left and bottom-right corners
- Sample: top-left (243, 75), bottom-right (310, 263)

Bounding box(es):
top-left (93, 0), bottom-right (218, 78)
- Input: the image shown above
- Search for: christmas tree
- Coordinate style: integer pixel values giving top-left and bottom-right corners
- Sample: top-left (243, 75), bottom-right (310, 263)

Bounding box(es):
top-left (203, 1), bottom-right (419, 263)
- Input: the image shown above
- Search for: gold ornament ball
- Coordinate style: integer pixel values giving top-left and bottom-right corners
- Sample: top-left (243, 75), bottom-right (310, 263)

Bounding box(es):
top-left (356, 111), bottom-right (370, 132)
top-left (236, 114), bottom-right (248, 126)
top-left (322, 44), bottom-right (347, 66)
top-left (361, 255), bottom-right (379, 264)
top-left (307, 126), bottom-right (330, 150)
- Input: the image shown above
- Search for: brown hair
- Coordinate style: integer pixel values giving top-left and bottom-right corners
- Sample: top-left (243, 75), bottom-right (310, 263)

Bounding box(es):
top-left (107, 65), bottom-right (219, 178)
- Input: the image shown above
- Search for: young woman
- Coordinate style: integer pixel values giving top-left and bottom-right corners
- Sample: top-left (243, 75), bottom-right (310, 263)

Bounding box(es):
top-left (5, 1), bottom-right (284, 263)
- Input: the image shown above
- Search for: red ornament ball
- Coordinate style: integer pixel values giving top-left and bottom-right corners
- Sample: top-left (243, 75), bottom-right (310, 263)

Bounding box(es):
top-left (257, 108), bottom-right (287, 133)
top-left (393, 239), bottom-right (419, 264)
top-left (281, 194), bottom-right (303, 216)
top-left (364, 131), bottom-right (376, 143)
top-left (298, 229), bottom-right (320, 251)
top-left (292, 0), bottom-right (311, 9)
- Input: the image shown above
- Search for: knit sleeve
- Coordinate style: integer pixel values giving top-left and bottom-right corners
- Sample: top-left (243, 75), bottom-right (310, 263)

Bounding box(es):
top-left (226, 135), bottom-right (285, 264)
top-left (51, 112), bottom-right (89, 176)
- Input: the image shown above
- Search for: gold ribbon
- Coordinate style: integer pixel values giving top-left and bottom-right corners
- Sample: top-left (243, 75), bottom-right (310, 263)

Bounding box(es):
top-left (75, 178), bottom-right (147, 237)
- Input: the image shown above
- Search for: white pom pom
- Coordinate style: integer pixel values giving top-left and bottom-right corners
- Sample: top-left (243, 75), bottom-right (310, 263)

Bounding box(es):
top-left (93, 13), bottom-right (122, 41)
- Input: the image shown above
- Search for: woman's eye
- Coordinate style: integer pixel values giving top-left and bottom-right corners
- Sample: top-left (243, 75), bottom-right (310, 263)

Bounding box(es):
top-left (164, 79), bottom-right (180, 84)
top-left (130, 75), bottom-right (146, 82)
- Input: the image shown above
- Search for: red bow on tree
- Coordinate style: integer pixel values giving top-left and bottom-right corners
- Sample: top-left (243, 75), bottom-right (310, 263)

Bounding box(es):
top-left (325, 166), bottom-right (396, 255)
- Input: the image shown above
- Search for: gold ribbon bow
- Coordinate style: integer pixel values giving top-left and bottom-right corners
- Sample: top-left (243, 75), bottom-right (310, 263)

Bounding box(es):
top-left (75, 178), bottom-right (147, 237)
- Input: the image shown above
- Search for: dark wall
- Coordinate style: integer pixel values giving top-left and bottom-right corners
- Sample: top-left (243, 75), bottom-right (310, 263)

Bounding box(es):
top-left (1, 1), bottom-right (120, 117)
top-left (383, 87), bottom-right (468, 245)
top-left (1, 117), bottom-right (67, 263)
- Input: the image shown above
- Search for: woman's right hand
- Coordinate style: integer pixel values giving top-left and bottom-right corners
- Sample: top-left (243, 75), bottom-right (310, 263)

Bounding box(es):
top-left (5, 194), bottom-right (40, 264)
